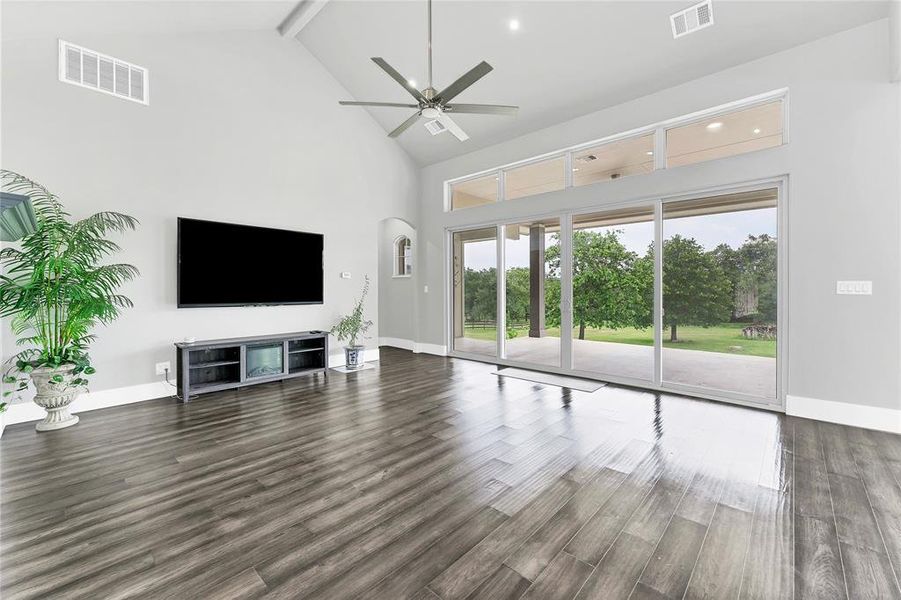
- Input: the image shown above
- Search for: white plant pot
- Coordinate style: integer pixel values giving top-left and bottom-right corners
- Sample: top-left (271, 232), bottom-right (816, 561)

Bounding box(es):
top-left (344, 345), bottom-right (365, 369)
top-left (30, 365), bottom-right (81, 432)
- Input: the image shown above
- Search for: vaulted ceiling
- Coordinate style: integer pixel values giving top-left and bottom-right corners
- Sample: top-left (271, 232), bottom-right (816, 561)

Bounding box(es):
top-left (3, 1), bottom-right (890, 167)
top-left (297, 0), bottom-right (889, 165)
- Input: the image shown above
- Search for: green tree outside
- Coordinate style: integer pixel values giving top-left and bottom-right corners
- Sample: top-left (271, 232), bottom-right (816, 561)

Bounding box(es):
top-left (661, 235), bottom-right (732, 342)
top-left (463, 229), bottom-right (775, 348)
top-left (545, 230), bottom-right (653, 339)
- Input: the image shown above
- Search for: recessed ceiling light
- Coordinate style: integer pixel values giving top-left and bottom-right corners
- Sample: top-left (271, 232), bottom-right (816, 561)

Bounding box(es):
top-left (706, 121), bottom-right (723, 131)
top-left (407, 79), bottom-right (417, 88)
top-left (646, 151), bottom-right (654, 156)
top-left (508, 19), bottom-right (520, 31)
top-left (572, 168), bottom-right (580, 172)
top-left (753, 127), bottom-right (761, 134)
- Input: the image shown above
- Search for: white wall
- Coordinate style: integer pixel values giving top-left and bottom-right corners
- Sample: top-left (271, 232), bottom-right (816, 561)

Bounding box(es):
top-left (378, 217), bottom-right (418, 344)
top-left (414, 20), bottom-right (901, 413)
top-left (1, 28), bottom-right (419, 401)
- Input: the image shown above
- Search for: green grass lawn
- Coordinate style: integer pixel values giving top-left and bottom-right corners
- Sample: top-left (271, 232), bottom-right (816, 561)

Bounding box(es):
top-left (463, 322), bottom-right (776, 358)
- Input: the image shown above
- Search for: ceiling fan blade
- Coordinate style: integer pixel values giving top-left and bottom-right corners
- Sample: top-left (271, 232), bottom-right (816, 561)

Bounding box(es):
top-left (371, 57), bottom-right (426, 103)
top-left (435, 61), bottom-right (493, 103)
top-left (339, 101), bottom-right (420, 108)
top-left (437, 113), bottom-right (469, 142)
top-left (389, 112), bottom-right (422, 138)
top-left (445, 103), bottom-right (519, 116)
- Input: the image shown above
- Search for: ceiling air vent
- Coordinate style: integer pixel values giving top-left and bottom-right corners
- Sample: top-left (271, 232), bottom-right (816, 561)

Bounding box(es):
top-left (670, 1), bottom-right (714, 39)
top-left (58, 40), bottom-right (149, 105)
top-left (424, 119), bottom-right (448, 136)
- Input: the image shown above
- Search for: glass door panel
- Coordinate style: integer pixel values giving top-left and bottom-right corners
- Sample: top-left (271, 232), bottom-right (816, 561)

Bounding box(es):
top-left (452, 227), bottom-right (498, 357)
top-left (570, 206), bottom-right (655, 381)
top-left (661, 189), bottom-right (778, 402)
top-left (503, 218), bottom-right (561, 367)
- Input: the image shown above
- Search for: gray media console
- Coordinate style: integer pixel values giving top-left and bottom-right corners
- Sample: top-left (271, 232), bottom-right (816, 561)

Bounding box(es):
top-left (174, 331), bottom-right (328, 401)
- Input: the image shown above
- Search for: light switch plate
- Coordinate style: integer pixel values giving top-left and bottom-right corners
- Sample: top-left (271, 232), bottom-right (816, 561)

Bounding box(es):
top-left (424, 285), bottom-right (429, 293)
top-left (340, 272), bottom-right (351, 279)
top-left (836, 280), bottom-right (872, 295)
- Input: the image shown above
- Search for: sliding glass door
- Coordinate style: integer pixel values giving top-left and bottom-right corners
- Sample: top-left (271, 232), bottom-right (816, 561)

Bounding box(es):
top-left (570, 207), bottom-right (655, 382)
top-left (661, 189), bottom-right (779, 401)
top-left (502, 218), bottom-right (562, 367)
top-left (448, 183), bottom-right (781, 407)
top-left (451, 227), bottom-right (498, 357)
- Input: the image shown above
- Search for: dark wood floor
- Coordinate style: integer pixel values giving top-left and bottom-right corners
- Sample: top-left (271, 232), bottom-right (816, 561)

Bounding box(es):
top-left (2, 347), bottom-right (901, 599)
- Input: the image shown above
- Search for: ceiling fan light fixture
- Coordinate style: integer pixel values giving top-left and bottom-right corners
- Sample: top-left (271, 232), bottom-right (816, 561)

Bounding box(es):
top-left (338, 0), bottom-right (518, 142)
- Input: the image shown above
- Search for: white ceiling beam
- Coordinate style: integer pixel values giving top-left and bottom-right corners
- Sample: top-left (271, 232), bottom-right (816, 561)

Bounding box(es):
top-left (278, 0), bottom-right (330, 38)
top-left (891, 0), bottom-right (900, 82)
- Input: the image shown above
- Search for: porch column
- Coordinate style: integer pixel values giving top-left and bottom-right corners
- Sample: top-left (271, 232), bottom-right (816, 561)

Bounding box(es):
top-left (529, 224), bottom-right (546, 338)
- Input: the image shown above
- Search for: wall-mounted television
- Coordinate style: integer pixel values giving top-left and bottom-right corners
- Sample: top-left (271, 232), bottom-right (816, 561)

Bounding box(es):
top-left (177, 217), bottom-right (324, 308)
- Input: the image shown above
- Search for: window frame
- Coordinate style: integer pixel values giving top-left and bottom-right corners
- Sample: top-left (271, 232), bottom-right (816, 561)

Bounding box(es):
top-left (393, 235), bottom-right (412, 278)
top-left (444, 88), bottom-right (788, 211)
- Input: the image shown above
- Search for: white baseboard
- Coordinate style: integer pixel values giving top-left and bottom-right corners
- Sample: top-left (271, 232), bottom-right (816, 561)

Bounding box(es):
top-left (4, 381), bottom-right (174, 426)
top-left (414, 342), bottom-right (447, 356)
top-left (328, 347), bottom-right (380, 368)
top-left (786, 394), bottom-right (901, 434)
top-left (2, 349), bottom-right (381, 429)
top-left (379, 337), bottom-right (416, 352)
top-left (378, 337), bottom-right (447, 356)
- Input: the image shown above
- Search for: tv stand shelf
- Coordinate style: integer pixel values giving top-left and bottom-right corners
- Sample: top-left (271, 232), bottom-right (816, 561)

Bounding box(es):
top-left (174, 331), bottom-right (328, 401)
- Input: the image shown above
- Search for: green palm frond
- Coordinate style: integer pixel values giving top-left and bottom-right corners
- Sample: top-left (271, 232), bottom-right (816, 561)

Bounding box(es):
top-left (0, 169), bottom-right (139, 398)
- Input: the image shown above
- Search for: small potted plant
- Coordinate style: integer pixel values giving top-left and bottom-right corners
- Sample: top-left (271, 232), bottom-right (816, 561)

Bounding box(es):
top-left (331, 275), bottom-right (372, 369)
top-left (0, 170), bottom-right (138, 431)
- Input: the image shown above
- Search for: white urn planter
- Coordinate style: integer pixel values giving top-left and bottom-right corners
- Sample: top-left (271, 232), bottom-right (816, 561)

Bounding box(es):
top-left (30, 364), bottom-right (81, 432)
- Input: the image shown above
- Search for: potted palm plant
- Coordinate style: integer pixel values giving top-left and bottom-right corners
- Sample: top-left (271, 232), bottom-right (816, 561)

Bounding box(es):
top-left (331, 275), bottom-right (372, 369)
top-left (0, 170), bottom-right (138, 431)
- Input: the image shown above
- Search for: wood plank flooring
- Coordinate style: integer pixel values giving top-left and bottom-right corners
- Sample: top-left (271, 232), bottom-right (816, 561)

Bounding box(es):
top-left (2, 347), bottom-right (901, 599)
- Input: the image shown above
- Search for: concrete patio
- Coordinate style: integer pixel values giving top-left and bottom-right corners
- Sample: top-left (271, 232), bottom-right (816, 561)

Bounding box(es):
top-left (453, 335), bottom-right (777, 401)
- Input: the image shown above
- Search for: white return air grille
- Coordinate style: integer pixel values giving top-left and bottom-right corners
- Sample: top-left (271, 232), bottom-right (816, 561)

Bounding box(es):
top-left (424, 119), bottom-right (448, 136)
top-left (670, 1), bottom-right (714, 39)
top-left (58, 40), bottom-right (149, 105)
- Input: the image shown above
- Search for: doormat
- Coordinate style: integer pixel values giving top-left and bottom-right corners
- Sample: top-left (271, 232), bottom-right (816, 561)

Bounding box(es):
top-left (492, 367), bottom-right (605, 392)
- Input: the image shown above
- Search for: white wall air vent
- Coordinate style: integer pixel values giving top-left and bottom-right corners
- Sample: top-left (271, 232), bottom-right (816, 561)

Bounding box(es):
top-left (671, 1), bottom-right (714, 39)
top-left (58, 40), bottom-right (149, 105)
top-left (424, 119), bottom-right (448, 136)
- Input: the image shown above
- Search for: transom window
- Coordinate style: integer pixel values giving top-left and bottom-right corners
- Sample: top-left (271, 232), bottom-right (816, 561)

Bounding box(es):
top-left (446, 91), bottom-right (787, 210)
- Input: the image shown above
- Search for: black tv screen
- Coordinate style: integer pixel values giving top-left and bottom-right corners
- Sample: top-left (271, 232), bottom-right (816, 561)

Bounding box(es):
top-left (178, 218), bottom-right (323, 307)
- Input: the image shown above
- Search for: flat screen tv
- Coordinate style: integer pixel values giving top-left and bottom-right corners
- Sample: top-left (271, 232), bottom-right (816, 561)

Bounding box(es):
top-left (178, 217), bottom-right (324, 307)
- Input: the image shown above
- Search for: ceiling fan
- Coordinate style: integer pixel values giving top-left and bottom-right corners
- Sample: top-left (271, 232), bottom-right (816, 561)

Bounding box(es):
top-left (338, 0), bottom-right (518, 141)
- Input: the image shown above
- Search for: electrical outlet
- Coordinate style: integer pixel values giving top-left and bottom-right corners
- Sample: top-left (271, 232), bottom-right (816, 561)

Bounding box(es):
top-left (340, 272), bottom-right (351, 279)
top-left (155, 361), bottom-right (171, 376)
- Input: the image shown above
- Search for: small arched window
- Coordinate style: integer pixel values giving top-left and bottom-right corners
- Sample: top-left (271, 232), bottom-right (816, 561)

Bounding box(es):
top-left (394, 236), bottom-right (412, 277)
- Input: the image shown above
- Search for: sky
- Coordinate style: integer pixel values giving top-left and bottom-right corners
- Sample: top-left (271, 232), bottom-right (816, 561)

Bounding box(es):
top-left (462, 207), bottom-right (777, 271)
